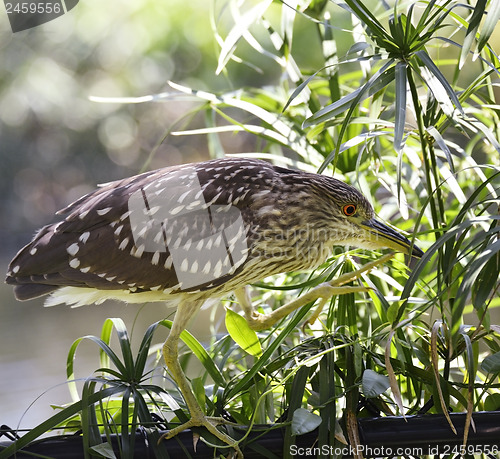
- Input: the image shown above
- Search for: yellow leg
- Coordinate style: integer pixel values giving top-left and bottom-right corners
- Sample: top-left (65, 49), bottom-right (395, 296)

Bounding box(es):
top-left (159, 300), bottom-right (243, 458)
top-left (235, 253), bottom-right (395, 331)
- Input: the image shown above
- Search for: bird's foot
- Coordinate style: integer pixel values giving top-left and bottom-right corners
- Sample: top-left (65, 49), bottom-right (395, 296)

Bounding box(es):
top-left (159, 414), bottom-right (243, 458)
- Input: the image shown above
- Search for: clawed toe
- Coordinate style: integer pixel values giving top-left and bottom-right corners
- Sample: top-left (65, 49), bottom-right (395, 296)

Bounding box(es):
top-left (158, 415), bottom-right (243, 458)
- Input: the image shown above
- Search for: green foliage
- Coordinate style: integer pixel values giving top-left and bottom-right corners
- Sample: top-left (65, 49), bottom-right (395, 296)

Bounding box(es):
top-left (162, 0), bottom-right (499, 453)
top-left (4, 0), bottom-right (500, 457)
top-left (1, 318), bottom-right (172, 458)
top-left (225, 307), bottom-right (263, 357)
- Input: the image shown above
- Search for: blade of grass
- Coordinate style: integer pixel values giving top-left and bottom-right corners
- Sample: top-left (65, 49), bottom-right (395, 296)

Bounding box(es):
top-left (107, 318), bottom-right (135, 377)
top-left (426, 125), bottom-right (455, 173)
top-left (134, 321), bottom-right (160, 382)
top-left (303, 61), bottom-right (395, 127)
top-left (67, 335), bottom-right (127, 384)
top-left (453, 238), bottom-right (500, 334)
top-left (283, 366), bottom-right (309, 459)
top-left (431, 321), bottom-right (457, 434)
top-left (133, 388), bottom-right (171, 459)
top-left (415, 50), bottom-right (464, 115)
top-left (394, 61), bottom-right (408, 153)
top-left (477, 0), bottom-right (500, 56)
top-left (343, 0), bottom-right (394, 50)
top-left (402, 217), bottom-right (500, 300)
top-left (459, 329), bottom-right (476, 447)
top-left (459, 0), bottom-right (487, 67)
top-left (81, 380), bottom-right (101, 459)
top-left (315, 60), bottom-right (396, 173)
top-left (216, 0), bottom-right (273, 74)
top-left (385, 330), bottom-right (406, 418)
top-left (0, 386), bottom-right (121, 459)
top-left (120, 386), bottom-right (132, 458)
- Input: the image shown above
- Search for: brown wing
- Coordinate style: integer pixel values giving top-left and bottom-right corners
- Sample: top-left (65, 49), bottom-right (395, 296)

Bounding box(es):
top-left (6, 157), bottom-right (280, 301)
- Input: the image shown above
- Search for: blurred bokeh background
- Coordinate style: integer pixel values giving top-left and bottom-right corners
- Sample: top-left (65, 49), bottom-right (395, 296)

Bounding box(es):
top-left (1, 0), bottom-right (499, 433)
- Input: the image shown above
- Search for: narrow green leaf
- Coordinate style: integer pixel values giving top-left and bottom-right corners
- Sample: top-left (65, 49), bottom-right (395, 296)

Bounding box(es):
top-left (457, 117), bottom-right (500, 154)
top-left (192, 376), bottom-right (207, 413)
top-left (168, 81), bottom-right (321, 163)
top-left (426, 125), bottom-right (455, 173)
top-left (402, 213), bottom-right (500, 301)
top-left (385, 331), bottom-right (405, 418)
top-left (323, 131), bottom-right (386, 169)
top-left (404, 5), bottom-right (416, 45)
top-left (449, 171), bottom-right (500, 229)
top-left (472, 251), bottom-right (500, 308)
top-left (414, 0), bottom-right (438, 37)
top-left (459, 329), bottom-right (476, 383)
top-left (81, 380), bottom-right (101, 457)
top-left (132, 389), bottom-right (170, 459)
top-left (67, 337), bottom-right (85, 402)
top-left (216, 0), bottom-right (273, 74)
top-left (386, 301), bottom-right (400, 324)
top-left (109, 318), bottom-right (135, 375)
top-left (69, 335), bottom-right (127, 376)
top-left (347, 42), bottom-right (371, 55)
top-left (394, 61), bottom-right (407, 153)
top-left (100, 318), bottom-right (114, 369)
top-left (283, 68), bottom-right (322, 113)
top-left (90, 443), bottom-right (117, 459)
top-left (389, 13), bottom-right (405, 49)
top-left (304, 62), bottom-right (395, 127)
top-left (317, 351), bottom-right (335, 449)
top-left (453, 238), bottom-right (500, 330)
top-left (0, 386), bottom-right (121, 458)
top-left (415, 50), bottom-right (464, 115)
top-left (436, 36), bottom-right (500, 77)
top-left (283, 366), bottom-right (310, 458)
top-left (134, 322), bottom-right (159, 382)
top-left (205, 109), bottom-right (225, 158)
top-left (459, 0), bottom-right (487, 68)
top-left (225, 307), bottom-right (263, 357)
top-left (436, 158), bottom-right (466, 204)
top-left (120, 386), bottom-right (131, 457)
top-left (394, 60), bottom-right (407, 207)
top-left (343, 0), bottom-right (393, 45)
top-left (477, 0), bottom-right (500, 55)
top-left (318, 60), bottom-right (395, 174)
top-left (159, 320), bottom-right (225, 387)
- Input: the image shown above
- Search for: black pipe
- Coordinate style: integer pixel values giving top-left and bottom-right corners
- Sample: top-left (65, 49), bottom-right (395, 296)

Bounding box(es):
top-left (357, 411), bottom-right (500, 457)
top-left (1, 412), bottom-right (500, 458)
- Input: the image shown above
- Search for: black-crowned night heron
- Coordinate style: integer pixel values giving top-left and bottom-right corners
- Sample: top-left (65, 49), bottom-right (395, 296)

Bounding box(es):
top-left (6, 157), bottom-right (423, 458)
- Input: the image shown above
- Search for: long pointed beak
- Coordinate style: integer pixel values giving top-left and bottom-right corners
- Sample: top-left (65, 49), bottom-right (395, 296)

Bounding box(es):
top-left (361, 219), bottom-right (424, 258)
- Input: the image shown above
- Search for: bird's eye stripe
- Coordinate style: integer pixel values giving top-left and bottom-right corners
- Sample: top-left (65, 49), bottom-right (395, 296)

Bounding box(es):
top-left (342, 204), bottom-right (356, 216)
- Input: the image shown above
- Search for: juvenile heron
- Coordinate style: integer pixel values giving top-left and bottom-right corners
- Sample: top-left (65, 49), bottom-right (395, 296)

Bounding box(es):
top-left (6, 157), bottom-right (423, 457)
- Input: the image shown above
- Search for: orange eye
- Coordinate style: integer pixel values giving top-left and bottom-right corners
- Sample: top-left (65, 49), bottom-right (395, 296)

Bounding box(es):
top-left (342, 204), bottom-right (357, 216)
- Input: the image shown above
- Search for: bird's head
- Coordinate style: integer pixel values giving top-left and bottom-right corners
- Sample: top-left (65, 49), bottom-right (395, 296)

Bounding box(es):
top-left (313, 177), bottom-right (424, 258)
